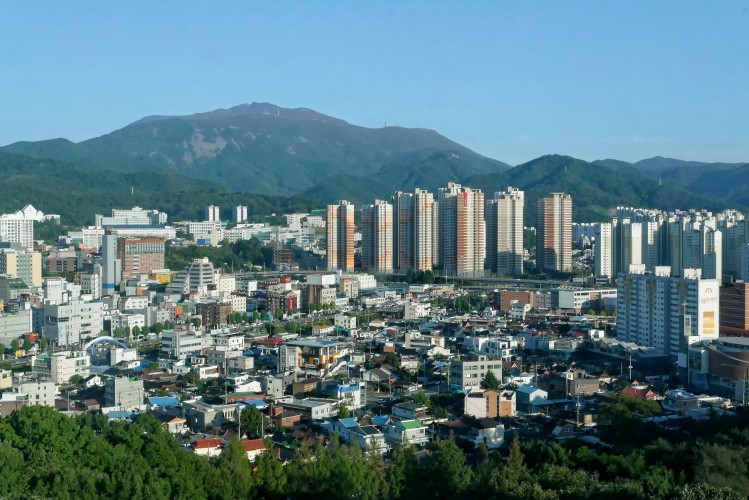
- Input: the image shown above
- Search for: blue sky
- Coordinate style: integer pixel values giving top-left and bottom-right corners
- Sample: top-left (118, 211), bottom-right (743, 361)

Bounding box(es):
top-left (1, 1), bottom-right (747, 165)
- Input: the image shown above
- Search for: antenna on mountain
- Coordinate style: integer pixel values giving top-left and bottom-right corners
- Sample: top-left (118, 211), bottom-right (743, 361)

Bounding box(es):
top-left (659, 176), bottom-right (662, 187)
top-left (564, 165), bottom-right (567, 173)
top-left (277, 106), bottom-right (280, 117)
top-left (131, 186), bottom-right (134, 195)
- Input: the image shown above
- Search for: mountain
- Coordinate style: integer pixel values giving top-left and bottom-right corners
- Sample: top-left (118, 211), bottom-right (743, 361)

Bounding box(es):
top-left (464, 155), bottom-right (735, 224)
top-left (0, 152), bottom-right (314, 226)
top-left (1, 103), bottom-right (511, 197)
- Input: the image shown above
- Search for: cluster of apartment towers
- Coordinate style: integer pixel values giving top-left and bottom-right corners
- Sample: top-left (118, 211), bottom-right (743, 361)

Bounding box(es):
top-left (325, 183), bottom-right (573, 277)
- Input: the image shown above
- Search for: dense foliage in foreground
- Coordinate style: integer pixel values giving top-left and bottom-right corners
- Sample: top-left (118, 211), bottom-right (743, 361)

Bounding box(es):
top-left (0, 406), bottom-right (745, 499)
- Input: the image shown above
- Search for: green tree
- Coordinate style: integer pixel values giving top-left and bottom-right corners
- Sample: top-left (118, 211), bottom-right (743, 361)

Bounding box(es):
top-left (338, 404), bottom-right (350, 419)
top-left (69, 374), bottom-right (84, 386)
top-left (39, 338), bottom-right (47, 350)
top-left (387, 444), bottom-right (421, 498)
top-left (153, 323), bottom-right (163, 335)
top-left (254, 439), bottom-right (287, 495)
top-left (192, 317), bottom-right (201, 329)
top-left (480, 370), bottom-right (501, 390)
top-left (240, 406), bottom-right (265, 439)
top-left (22, 338), bottom-right (32, 352)
top-left (426, 437), bottom-right (473, 496)
top-left (113, 327), bottom-right (123, 338)
top-left (10, 339), bottom-right (19, 352)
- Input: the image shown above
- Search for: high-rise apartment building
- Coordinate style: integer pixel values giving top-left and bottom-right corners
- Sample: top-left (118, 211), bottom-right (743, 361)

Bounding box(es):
top-left (234, 205), bottom-right (248, 224)
top-left (485, 187), bottom-right (524, 276)
top-left (116, 237), bottom-right (166, 280)
top-left (206, 205), bottom-right (220, 222)
top-left (617, 266), bottom-right (719, 358)
top-left (361, 200), bottom-right (393, 274)
top-left (438, 183), bottom-right (485, 277)
top-left (536, 193), bottom-right (572, 273)
top-left (326, 201), bottom-right (355, 272)
top-left (594, 222), bottom-right (613, 279)
top-left (392, 189), bottom-right (438, 272)
top-left (0, 213), bottom-right (34, 250)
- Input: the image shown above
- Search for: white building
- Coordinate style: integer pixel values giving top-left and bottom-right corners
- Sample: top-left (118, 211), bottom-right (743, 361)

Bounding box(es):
top-left (104, 376), bottom-right (144, 409)
top-left (9, 376), bottom-right (55, 407)
top-left (0, 213), bottom-right (34, 250)
top-left (43, 299), bottom-right (105, 347)
top-left (617, 267), bottom-right (719, 359)
top-left (234, 205), bottom-right (248, 224)
top-left (404, 301), bottom-right (430, 320)
top-left (207, 205), bottom-right (221, 222)
top-left (31, 350), bottom-right (91, 384)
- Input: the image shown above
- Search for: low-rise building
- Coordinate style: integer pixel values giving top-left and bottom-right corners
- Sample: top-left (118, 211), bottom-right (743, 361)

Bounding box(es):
top-left (449, 354), bottom-right (502, 392)
top-left (31, 350), bottom-right (90, 384)
top-left (104, 376), bottom-right (144, 409)
top-left (385, 419), bottom-right (428, 446)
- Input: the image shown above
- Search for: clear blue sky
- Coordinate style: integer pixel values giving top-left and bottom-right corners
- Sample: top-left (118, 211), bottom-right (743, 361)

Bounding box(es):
top-left (1, 1), bottom-right (748, 165)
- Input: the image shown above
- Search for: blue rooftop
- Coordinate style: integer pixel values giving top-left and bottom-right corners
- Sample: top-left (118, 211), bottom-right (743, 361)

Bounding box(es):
top-left (107, 411), bottom-right (140, 421)
top-left (239, 400), bottom-right (269, 408)
top-left (338, 418), bottom-right (359, 428)
top-left (148, 396), bottom-right (180, 407)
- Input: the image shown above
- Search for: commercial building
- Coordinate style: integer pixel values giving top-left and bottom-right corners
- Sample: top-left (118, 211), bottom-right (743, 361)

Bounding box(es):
top-left (438, 183), bottom-right (485, 277)
top-left (688, 337), bottom-right (749, 402)
top-left (361, 199), bottom-right (393, 274)
top-left (10, 376), bottom-right (55, 407)
top-left (617, 267), bottom-right (719, 358)
top-left (196, 300), bottom-right (232, 328)
top-left (161, 330), bottom-right (211, 359)
top-left (485, 187), bottom-right (524, 276)
top-left (101, 233), bottom-right (121, 296)
top-left (536, 193), bottom-right (572, 273)
top-left (326, 201), bottom-right (355, 272)
top-left (552, 287), bottom-right (617, 313)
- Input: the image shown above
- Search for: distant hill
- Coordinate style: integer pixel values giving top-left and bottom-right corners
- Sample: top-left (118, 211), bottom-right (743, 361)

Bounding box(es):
top-left (464, 155), bottom-right (735, 224)
top-left (1, 103), bottom-right (511, 197)
top-left (0, 152), bottom-right (314, 226)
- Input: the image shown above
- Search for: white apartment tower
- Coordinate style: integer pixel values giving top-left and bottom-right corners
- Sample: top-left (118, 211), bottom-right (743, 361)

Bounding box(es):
top-left (438, 183), bottom-right (485, 277)
top-left (326, 201), bottom-right (355, 272)
top-left (234, 205), bottom-right (248, 224)
top-left (0, 214), bottom-right (34, 250)
top-left (617, 267), bottom-right (719, 358)
top-left (206, 205), bottom-right (220, 222)
top-left (536, 193), bottom-right (572, 273)
top-left (485, 187), bottom-right (524, 276)
top-left (361, 200), bottom-right (393, 274)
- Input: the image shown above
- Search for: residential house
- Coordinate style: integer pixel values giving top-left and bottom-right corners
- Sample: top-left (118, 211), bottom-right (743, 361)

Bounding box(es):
top-left (191, 437), bottom-right (224, 457)
top-left (241, 438), bottom-right (266, 461)
top-left (392, 402), bottom-right (429, 421)
top-left (515, 385), bottom-right (548, 414)
top-left (385, 419), bottom-right (428, 446)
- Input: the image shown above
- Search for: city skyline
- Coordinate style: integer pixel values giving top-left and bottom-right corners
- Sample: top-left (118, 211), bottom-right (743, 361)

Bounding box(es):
top-left (1, 2), bottom-right (748, 165)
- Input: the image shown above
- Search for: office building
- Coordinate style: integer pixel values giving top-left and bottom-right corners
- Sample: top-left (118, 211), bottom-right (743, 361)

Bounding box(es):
top-left (326, 200), bottom-right (355, 272)
top-left (720, 282), bottom-right (749, 335)
top-left (536, 193), bottom-right (572, 273)
top-left (438, 183), bottom-right (485, 277)
top-left (361, 199), bottom-right (393, 274)
top-left (31, 350), bottom-right (91, 384)
top-left (43, 299), bottom-right (105, 347)
top-left (616, 267), bottom-right (719, 358)
top-left (485, 187), bottom-right (524, 276)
